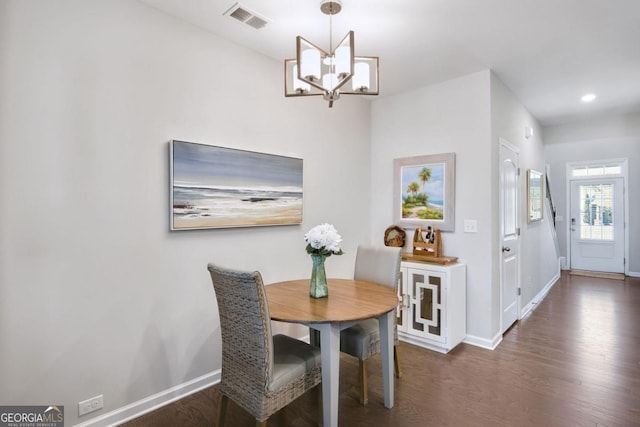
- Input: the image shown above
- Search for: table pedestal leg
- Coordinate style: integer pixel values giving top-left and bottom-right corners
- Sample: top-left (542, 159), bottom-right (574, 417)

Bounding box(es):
top-left (379, 311), bottom-right (395, 408)
top-left (313, 323), bottom-right (340, 427)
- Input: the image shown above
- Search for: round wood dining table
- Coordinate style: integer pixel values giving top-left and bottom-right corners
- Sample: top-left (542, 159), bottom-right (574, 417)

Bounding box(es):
top-left (266, 278), bottom-right (398, 427)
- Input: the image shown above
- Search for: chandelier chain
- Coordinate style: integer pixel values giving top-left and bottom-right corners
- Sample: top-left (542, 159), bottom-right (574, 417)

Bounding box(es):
top-left (329, 11), bottom-right (333, 58)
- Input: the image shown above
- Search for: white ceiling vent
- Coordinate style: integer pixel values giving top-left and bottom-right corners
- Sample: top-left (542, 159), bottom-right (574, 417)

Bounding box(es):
top-left (224, 2), bottom-right (270, 30)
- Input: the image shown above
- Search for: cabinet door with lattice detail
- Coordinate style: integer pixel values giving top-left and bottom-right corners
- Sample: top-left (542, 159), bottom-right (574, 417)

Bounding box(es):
top-left (398, 261), bottom-right (466, 354)
top-left (406, 268), bottom-right (446, 343)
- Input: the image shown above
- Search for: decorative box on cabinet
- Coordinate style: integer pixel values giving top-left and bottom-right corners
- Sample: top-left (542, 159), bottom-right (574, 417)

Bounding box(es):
top-left (397, 260), bottom-right (466, 354)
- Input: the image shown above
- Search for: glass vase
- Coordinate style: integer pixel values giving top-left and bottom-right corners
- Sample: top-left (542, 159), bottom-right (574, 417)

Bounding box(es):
top-left (309, 254), bottom-right (329, 298)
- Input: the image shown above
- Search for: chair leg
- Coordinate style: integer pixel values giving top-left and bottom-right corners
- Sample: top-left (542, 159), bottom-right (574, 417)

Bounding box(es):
top-left (217, 395), bottom-right (229, 427)
top-left (317, 383), bottom-right (323, 426)
top-left (394, 345), bottom-right (402, 378)
top-left (309, 328), bottom-right (320, 347)
top-left (359, 359), bottom-right (369, 405)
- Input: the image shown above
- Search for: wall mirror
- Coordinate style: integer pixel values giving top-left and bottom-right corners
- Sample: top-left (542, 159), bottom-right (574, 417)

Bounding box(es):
top-left (527, 169), bottom-right (544, 223)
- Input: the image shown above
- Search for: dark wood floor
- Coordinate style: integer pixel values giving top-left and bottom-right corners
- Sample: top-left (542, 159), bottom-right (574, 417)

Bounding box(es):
top-left (121, 272), bottom-right (640, 426)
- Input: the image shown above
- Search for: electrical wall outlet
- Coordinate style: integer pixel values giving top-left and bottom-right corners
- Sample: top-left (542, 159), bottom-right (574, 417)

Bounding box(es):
top-left (78, 394), bottom-right (103, 417)
top-left (463, 219), bottom-right (478, 233)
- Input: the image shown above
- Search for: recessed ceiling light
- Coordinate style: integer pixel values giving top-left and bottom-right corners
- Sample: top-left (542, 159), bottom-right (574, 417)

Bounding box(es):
top-left (581, 93), bottom-right (597, 103)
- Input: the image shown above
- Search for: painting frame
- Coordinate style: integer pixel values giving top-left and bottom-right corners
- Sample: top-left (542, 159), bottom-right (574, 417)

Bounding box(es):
top-left (527, 169), bottom-right (544, 223)
top-left (393, 153), bottom-right (456, 231)
top-left (169, 140), bottom-right (303, 230)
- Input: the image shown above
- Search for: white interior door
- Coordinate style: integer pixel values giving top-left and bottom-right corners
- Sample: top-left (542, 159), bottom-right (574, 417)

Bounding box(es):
top-left (500, 141), bottom-right (520, 333)
top-left (570, 178), bottom-right (624, 273)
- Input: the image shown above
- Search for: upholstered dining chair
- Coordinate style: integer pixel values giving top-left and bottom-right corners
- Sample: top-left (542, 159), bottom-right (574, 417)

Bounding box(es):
top-left (207, 263), bottom-right (323, 427)
top-left (340, 244), bottom-right (402, 405)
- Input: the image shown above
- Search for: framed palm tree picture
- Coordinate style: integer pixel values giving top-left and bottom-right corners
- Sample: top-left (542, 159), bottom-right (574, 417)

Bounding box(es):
top-left (393, 153), bottom-right (455, 231)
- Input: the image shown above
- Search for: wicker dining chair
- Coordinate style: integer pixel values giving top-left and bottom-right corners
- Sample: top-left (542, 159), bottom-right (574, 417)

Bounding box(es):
top-left (207, 263), bottom-right (322, 427)
top-left (339, 244), bottom-right (402, 405)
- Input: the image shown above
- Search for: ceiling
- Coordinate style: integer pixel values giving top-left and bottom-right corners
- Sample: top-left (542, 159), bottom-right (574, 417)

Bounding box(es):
top-left (139, 0), bottom-right (640, 127)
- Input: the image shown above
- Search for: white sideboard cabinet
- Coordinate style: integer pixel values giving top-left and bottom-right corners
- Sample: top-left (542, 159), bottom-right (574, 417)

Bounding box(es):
top-left (397, 260), bottom-right (467, 354)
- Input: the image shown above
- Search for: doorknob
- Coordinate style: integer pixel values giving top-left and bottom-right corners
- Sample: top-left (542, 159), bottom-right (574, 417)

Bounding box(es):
top-left (502, 246), bottom-right (511, 252)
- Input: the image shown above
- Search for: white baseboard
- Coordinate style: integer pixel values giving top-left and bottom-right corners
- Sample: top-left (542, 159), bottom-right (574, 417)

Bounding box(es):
top-left (74, 371), bottom-right (220, 427)
top-left (627, 271), bottom-right (640, 277)
top-left (465, 259), bottom-right (562, 352)
top-left (398, 332), bottom-right (453, 354)
top-left (463, 332), bottom-right (502, 350)
top-left (521, 270), bottom-right (560, 319)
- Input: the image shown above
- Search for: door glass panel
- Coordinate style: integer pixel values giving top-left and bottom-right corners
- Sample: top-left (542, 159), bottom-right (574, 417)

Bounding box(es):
top-left (571, 163), bottom-right (622, 177)
top-left (410, 272), bottom-right (442, 335)
top-left (420, 287), bottom-right (433, 322)
top-left (427, 275), bottom-right (441, 336)
top-left (411, 273), bottom-right (425, 331)
top-left (431, 275), bottom-right (442, 304)
top-left (412, 305), bottom-right (424, 331)
top-left (579, 183), bottom-right (614, 240)
top-left (604, 165), bottom-right (621, 175)
top-left (428, 310), bottom-right (441, 336)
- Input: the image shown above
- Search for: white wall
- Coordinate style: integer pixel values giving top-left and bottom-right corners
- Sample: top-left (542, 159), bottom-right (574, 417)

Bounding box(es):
top-left (544, 112), bottom-right (640, 274)
top-left (0, 1), bottom-right (588, 423)
top-left (490, 74), bottom-right (559, 318)
top-left (544, 112), bottom-right (640, 144)
top-left (0, 0), bottom-right (372, 425)
top-left (370, 70), bottom-right (561, 349)
top-left (370, 70), bottom-right (496, 343)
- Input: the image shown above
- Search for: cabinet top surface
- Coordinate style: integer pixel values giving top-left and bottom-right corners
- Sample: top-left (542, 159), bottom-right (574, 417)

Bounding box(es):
top-left (401, 260), bottom-right (466, 270)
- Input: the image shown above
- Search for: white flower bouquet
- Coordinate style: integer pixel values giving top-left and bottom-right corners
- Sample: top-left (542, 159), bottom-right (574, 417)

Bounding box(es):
top-left (304, 223), bottom-right (344, 256)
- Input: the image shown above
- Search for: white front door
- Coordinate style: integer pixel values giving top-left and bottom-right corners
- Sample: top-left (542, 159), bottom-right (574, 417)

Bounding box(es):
top-left (500, 140), bottom-right (520, 333)
top-left (570, 178), bottom-right (624, 273)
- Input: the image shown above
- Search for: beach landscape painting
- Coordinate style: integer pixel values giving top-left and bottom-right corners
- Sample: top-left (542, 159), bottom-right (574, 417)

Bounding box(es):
top-left (394, 153), bottom-right (455, 231)
top-left (170, 140), bottom-right (303, 230)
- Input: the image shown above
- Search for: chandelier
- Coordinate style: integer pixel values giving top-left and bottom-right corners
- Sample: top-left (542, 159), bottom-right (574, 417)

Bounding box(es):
top-left (284, 0), bottom-right (379, 108)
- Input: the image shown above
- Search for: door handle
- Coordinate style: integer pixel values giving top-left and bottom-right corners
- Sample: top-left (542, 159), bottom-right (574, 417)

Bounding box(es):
top-left (402, 293), bottom-right (410, 309)
top-left (502, 246), bottom-right (511, 252)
